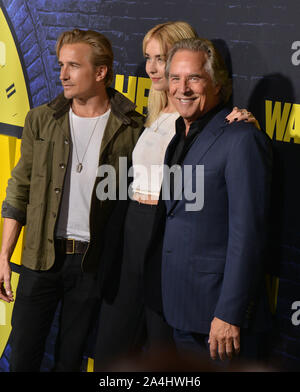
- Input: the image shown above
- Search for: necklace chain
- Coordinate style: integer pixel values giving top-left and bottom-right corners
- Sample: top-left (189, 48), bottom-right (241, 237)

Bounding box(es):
top-left (70, 104), bottom-right (109, 173)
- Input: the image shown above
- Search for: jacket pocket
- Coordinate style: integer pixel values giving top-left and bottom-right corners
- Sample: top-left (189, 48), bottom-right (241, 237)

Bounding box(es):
top-left (32, 140), bottom-right (54, 178)
top-left (191, 256), bottom-right (225, 274)
top-left (25, 203), bottom-right (43, 250)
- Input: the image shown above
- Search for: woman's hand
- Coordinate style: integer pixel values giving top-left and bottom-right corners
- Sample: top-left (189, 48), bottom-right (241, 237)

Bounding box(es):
top-left (226, 107), bottom-right (261, 130)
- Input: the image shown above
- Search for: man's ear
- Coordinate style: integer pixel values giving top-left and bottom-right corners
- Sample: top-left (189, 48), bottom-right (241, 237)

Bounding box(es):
top-left (214, 84), bottom-right (221, 96)
top-left (95, 65), bottom-right (108, 82)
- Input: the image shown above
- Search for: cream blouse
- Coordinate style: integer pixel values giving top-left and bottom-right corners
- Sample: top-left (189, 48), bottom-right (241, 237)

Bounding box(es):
top-left (131, 112), bottom-right (179, 197)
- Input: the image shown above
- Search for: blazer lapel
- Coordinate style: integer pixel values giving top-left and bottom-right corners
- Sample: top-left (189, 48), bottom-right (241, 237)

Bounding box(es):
top-left (166, 108), bottom-right (229, 213)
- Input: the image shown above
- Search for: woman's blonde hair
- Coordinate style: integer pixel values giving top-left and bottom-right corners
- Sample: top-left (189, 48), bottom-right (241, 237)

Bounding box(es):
top-left (143, 21), bottom-right (197, 126)
top-left (56, 29), bottom-right (114, 87)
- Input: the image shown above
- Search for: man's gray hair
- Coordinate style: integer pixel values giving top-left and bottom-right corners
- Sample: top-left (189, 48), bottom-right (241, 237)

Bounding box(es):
top-left (165, 38), bottom-right (232, 104)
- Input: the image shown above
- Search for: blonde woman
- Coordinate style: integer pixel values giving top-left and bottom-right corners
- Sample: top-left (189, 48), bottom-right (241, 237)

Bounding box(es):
top-left (94, 21), bottom-right (257, 370)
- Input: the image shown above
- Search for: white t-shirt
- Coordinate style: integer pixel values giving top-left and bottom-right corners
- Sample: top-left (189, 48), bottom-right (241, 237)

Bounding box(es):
top-left (131, 112), bottom-right (179, 197)
top-left (55, 108), bottom-right (110, 242)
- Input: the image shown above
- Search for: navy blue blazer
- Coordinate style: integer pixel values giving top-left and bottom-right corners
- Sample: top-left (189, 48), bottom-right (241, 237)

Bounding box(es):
top-left (160, 107), bottom-right (273, 334)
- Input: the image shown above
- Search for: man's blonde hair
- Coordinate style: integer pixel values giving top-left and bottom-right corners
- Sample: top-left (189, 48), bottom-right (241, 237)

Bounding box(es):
top-left (143, 22), bottom-right (197, 126)
top-left (56, 28), bottom-right (114, 87)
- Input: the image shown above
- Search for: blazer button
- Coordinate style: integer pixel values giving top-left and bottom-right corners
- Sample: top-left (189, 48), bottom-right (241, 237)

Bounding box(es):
top-left (59, 163), bottom-right (65, 169)
top-left (64, 139), bottom-right (69, 145)
top-left (55, 188), bottom-right (61, 194)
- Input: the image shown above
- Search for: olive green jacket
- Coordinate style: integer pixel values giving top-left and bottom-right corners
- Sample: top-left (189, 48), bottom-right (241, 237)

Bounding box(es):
top-left (2, 88), bottom-right (144, 272)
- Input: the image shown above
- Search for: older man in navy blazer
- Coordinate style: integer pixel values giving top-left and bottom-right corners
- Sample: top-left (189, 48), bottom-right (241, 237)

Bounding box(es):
top-left (157, 38), bottom-right (273, 362)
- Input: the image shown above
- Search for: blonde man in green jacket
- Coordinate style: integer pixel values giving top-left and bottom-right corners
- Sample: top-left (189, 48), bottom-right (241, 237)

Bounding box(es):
top-left (0, 29), bottom-right (143, 371)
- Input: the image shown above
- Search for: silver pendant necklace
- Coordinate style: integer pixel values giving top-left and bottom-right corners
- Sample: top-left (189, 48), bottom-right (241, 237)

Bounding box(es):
top-left (70, 107), bottom-right (105, 173)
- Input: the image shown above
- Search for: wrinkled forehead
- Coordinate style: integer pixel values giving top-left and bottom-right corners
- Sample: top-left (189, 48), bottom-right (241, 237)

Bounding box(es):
top-left (170, 49), bottom-right (209, 72)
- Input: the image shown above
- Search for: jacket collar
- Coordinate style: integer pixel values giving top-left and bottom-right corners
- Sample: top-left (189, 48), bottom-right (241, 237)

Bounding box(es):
top-left (164, 107), bottom-right (230, 214)
top-left (47, 87), bottom-right (136, 125)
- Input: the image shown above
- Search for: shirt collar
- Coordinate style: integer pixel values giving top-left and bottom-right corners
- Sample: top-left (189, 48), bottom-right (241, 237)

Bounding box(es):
top-left (175, 103), bottom-right (225, 137)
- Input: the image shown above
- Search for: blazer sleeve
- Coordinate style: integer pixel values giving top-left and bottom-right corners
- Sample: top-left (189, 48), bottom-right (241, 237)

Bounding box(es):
top-left (213, 127), bottom-right (273, 326)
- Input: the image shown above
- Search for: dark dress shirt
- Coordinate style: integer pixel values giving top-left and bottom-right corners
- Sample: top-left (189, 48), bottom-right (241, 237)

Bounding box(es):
top-left (168, 104), bottom-right (224, 198)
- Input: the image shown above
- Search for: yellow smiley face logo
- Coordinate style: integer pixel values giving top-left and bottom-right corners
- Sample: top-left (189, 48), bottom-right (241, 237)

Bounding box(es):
top-left (0, 7), bottom-right (30, 133)
top-left (0, 5), bottom-right (29, 358)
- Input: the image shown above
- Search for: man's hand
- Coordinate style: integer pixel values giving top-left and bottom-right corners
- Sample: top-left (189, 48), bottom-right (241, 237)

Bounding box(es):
top-left (0, 257), bottom-right (13, 303)
top-left (208, 317), bottom-right (240, 361)
top-left (0, 217), bottom-right (22, 303)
